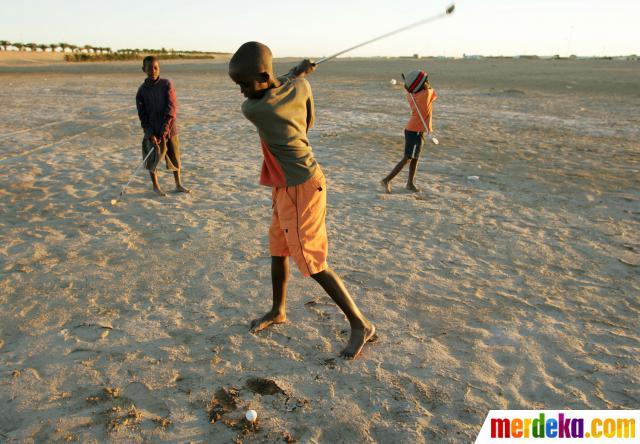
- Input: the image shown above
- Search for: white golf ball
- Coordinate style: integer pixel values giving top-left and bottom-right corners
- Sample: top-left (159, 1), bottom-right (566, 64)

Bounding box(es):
top-left (389, 78), bottom-right (397, 85)
top-left (245, 409), bottom-right (257, 422)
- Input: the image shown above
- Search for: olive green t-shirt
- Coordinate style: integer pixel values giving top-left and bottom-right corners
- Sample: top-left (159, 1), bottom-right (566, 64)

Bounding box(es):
top-left (241, 77), bottom-right (319, 187)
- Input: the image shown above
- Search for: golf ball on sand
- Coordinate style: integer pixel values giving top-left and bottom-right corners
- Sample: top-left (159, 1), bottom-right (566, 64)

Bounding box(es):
top-left (245, 409), bottom-right (257, 422)
top-left (389, 78), bottom-right (397, 85)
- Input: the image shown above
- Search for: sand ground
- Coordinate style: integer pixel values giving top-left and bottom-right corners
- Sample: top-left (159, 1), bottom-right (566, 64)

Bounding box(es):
top-left (0, 52), bottom-right (65, 65)
top-left (0, 58), bottom-right (638, 442)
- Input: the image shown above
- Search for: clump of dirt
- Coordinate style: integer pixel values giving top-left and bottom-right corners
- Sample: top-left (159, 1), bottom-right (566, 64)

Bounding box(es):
top-left (152, 416), bottom-right (173, 428)
top-left (86, 387), bottom-right (121, 404)
top-left (245, 377), bottom-right (286, 396)
top-left (106, 405), bottom-right (142, 432)
top-left (208, 387), bottom-right (241, 423)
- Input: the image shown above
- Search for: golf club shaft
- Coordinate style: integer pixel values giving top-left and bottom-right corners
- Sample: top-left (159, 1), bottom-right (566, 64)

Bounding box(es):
top-left (315, 4), bottom-right (455, 65)
top-left (119, 145), bottom-right (155, 195)
top-left (408, 92), bottom-right (431, 135)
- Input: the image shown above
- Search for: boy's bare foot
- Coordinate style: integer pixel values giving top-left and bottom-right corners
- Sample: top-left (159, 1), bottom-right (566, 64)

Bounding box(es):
top-left (250, 311), bottom-right (286, 333)
top-left (175, 184), bottom-right (191, 193)
top-left (153, 187), bottom-right (167, 196)
top-left (381, 179), bottom-right (391, 194)
top-left (406, 183), bottom-right (420, 192)
top-left (340, 324), bottom-right (377, 360)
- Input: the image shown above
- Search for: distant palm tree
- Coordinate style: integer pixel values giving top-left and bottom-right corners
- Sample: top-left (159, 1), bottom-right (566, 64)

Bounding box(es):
top-left (27, 43), bottom-right (38, 52)
top-left (38, 44), bottom-right (48, 52)
top-left (14, 42), bottom-right (25, 51)
top-left (0, 40), bottom-right (10, 51)
top-left (49, 43), bottom-right (58, 52)
top-left (104, 47), bottom-right (112, 54)
top-left (69, 44), bottom-right (78, 53)
top-left (58, 42), bottom-right (68, 52)
top-left (83, 44), bottom-right (94, 53)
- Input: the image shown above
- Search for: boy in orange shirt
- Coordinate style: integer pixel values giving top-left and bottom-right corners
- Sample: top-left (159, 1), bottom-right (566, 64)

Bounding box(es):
top-left (381, 69), bottom-right (437, 193)
top-left (228, 42), bottom-right (376, 359)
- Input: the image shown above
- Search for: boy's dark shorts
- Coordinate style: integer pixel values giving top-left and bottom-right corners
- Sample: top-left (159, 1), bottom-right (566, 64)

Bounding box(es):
top-left (142, 135), bottom-right (181, 172)
top-left (404, 130), bottom-right (424, 160)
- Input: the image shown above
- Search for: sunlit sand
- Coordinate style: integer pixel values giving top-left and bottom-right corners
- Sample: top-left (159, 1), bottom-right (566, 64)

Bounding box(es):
top-left (0, 58), bottom-right (638, 441)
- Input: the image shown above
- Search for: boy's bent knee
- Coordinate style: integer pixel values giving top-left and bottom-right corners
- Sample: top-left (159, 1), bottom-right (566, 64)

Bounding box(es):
top-left (310, 267), bottom-right (332, 280)
top-left (310, 270), bottom-right (324, 279)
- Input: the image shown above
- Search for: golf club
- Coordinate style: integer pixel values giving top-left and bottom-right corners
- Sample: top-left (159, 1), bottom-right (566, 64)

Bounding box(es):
top-left (111, 145), bottom-right (156, 205)
top-left (408, 92), bottom-right (439, 145)
top-left (315, 3), bottom-right (455, 65)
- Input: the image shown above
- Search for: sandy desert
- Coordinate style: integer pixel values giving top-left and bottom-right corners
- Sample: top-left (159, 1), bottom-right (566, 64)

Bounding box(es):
top-left (0, 57), bottom-right (638, 442)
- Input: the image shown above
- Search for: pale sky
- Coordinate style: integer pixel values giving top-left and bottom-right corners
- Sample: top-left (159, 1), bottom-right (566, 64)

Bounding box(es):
top-left (1, 0), bottom-right (638, 57)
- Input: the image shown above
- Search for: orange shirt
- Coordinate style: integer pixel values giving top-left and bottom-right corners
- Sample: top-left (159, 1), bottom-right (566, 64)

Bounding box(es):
top-left (405, 88), bottom-right (437, 133)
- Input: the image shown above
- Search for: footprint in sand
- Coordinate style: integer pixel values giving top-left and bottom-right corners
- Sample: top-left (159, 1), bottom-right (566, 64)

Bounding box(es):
top-left (69, 321), bottom-right (124, 342)
top-left (124, 381), bottom-right (171, 418)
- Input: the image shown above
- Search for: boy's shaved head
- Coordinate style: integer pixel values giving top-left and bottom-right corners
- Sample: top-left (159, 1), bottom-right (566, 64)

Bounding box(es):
top-left (229, 41), bottom-right (273, 76)
top-left (229, 41), bottom-right (278, 99)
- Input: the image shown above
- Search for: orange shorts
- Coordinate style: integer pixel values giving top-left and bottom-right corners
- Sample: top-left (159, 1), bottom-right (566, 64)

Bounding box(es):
top-left (269, 172), bottom-right (328, 277)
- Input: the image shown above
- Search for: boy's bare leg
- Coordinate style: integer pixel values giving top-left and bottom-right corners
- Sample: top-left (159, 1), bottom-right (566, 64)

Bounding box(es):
top-left (381, 157), bottom-right (410, 193)
top-left (150, 171), bottom-right (167, 196)
top-left (173, 170), bottom-right (190, 193)
top-left (311, 267), bottom-right (376, 359)
top-left (250, 256), bottom-right (289, 332)
top-left (406, 158), bottom-right (420, 192)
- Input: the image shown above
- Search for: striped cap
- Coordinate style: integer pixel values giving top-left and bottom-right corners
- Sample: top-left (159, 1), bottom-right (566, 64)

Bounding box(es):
top-left (403, 70), bottom-right (428, 93)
